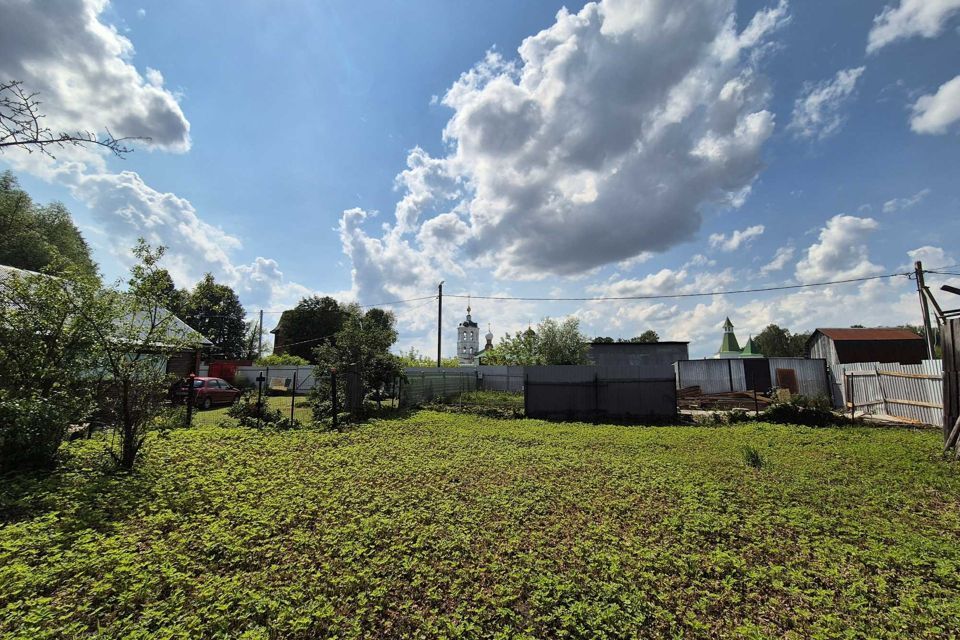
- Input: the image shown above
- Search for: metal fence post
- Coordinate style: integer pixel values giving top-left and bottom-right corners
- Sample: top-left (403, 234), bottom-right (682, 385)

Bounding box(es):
top-left (594, 373), bottom-right (600, 424)
top-left (290, 370), bottom-right (297, 422)
top-left (185, 372), bottom-right (196, 427)
top-left (524, 373), bottom-right (529, 417)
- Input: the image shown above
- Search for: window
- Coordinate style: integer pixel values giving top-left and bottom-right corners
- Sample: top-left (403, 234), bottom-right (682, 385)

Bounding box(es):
top-left (192, 380), bottom-right (204, 388)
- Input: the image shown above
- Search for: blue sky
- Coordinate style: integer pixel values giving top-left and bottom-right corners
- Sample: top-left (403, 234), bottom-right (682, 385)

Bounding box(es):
top-left (2, 0), bottom-right (959, 357)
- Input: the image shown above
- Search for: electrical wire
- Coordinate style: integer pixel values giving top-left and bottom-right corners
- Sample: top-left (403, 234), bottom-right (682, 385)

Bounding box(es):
top-left (443, 271), bottom-right (912, 303)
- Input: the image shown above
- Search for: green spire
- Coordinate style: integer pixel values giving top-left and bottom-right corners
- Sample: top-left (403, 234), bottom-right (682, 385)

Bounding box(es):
top-left (719, 317), bottom-right (740, 353)
top-left (740, 335), bottom-right (762, 356)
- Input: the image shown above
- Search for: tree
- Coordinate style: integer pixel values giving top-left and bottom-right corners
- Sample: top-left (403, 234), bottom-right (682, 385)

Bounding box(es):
top-left (312, 304), bottom-right (403, 418)
top-left (0, 261), bottom-right (100, 471)
top-left (754, 324), bottom-right (810, 357)
top-left (0, 171), bottom-right (98, 278)
top-left (0, 240), bottom-right (200, 471)
top-left (628, 330), bottom-right (659, 343)
top-left (593, 336), bottom-right (615, 344)
top-left (278, 295), bottom-right (345, 363)
top-left (1, 80), bottom-right (143, 158)
top-left (255, 353), bottom-right (309, 366)
top-left (538, 317), bottom-right (591, 365)
top-left (483, 318), bottom-right (589, 366)
top-left (242, 319), bottom-right (266, 360)
top-left (131, 267), bottom-right (186, 316)
top-left (88, 241), bottom-right (201, 469)
top-left (181, 273), bottom-right (246, 360)
top-left (397, 346), bottom-right (459, 368)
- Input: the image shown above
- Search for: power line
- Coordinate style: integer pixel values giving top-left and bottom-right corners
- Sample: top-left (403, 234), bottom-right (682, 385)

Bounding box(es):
top-left (444, 271), bottom-right (912, 303)
top-left (255, 294), bottom-right (437, 314)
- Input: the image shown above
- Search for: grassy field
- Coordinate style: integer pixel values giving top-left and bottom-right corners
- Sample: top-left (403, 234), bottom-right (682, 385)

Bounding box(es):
top-left (2, 412), bottom-right (960, 638)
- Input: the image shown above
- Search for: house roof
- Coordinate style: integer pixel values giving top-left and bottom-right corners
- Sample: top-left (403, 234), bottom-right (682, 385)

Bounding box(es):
top-left (813, 327), bottom-right (923, 342)
top-left (1, 263), bottom-right (210, 347)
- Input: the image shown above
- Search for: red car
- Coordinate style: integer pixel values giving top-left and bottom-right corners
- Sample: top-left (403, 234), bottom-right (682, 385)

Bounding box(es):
top-left (171, 377), bottom-right (241, 410)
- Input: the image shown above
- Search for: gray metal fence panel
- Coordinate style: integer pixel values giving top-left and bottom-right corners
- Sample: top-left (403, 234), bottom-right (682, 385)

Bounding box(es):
top-left (675, 359), bottom-right (746, 393)
top-left (400, 368), bottom-right (477, 407)
top-left (477, 365), bottom-right (525, 392)
top-left (524, 365), bottom-right (676, 420)
top-left (837, 360), bottom-right (943, 425)
top-left (766, 358), bottom-right (829, 398)
top-left (231, 365), bottom-right (317, 393)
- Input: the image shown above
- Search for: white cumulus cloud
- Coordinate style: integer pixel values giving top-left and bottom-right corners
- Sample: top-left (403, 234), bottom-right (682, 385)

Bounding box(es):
top-left (708, 224), bottom-right (764, 251)
top-left (795, 214), bottom-right (883, 283)
top-left (910, 75), bottom-right (960, 134)
top-left (867, 0), bottom-right (960, 53)
top-left (341, 0), bottom-right (790, 301)
top-left (760, 245), bottom-right (795, 275)
top-left (0, 0), bottom-right (190, 152)
top-left (789, 67), bottom-right (866, 140)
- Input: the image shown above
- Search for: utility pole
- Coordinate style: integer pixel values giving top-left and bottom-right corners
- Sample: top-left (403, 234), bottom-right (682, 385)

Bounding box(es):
top-left (915, 261), bottom-right (935, 360)
top-left (437, 281), bottom-right (444, 368)
top-left (257, 309), bottom-right (264, 359)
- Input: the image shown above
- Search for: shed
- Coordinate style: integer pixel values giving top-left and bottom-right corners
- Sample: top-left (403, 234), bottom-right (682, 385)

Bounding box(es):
top-left (806, 328), bottom-right (926, 371)
top-left (587, 342), bottom-right (690, 367)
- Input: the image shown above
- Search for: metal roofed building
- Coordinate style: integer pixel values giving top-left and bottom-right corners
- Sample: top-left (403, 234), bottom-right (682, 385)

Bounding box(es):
top-left (806, 327), bottom-right (927, 370)
top-left (587, 341), bottom-right (689, 367)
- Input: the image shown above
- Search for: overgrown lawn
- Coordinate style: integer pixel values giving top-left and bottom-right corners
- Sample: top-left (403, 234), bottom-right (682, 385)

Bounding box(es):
top-left (2, 412), bottom-right (959, 638)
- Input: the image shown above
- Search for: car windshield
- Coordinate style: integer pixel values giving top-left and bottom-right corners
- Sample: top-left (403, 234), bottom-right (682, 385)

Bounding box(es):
top-left (192, 380), bottom-right (204, 388)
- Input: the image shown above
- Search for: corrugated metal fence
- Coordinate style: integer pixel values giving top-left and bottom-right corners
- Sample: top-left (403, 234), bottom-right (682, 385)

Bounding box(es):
top-left (477, 366), bottom-right (525, 392)
top-left (198, 364), bottom-right (318, 394)
top-left (837, 360), bottom-right (943, 425)
top-left (399, 368), bottom-right (477, 407)
top-left (524, 365), bottom-right (677, 420)
top-left (674, 358), bottom-right (829, 397)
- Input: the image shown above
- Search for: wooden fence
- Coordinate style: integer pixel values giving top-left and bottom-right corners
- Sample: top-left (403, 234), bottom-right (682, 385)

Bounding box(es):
top-left (837, 360), bottom-right (943, 426)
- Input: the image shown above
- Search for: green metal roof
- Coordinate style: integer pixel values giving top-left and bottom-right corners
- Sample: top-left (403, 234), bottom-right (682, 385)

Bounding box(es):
top-left (719, 319), bottom-right (741, 353)
top-left (740, 335), bottom-right (763, 357)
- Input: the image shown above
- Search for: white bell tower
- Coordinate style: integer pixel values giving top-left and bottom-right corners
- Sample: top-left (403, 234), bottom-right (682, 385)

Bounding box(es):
top-left (457, 298), bottom-right (480, 365)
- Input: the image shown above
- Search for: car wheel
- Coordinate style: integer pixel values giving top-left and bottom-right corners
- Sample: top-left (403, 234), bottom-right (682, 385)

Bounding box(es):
top-left (201, 396), bottom-right (212, 410)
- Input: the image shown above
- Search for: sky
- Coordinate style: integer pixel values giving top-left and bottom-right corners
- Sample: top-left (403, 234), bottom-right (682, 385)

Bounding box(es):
top-left (1, 0), bottom-right (959, 357)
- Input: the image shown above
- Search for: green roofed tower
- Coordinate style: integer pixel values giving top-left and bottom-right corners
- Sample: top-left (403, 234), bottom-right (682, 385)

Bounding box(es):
top-left (719, 317), bottom-right (741, 353)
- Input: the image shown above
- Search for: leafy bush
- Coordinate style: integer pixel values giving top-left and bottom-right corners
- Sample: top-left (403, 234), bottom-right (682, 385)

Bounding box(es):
top-left (254, 353), bottom-right (310, 366)
top-left (764, 394), bottom-right (842, 427)
top-left (152, 406), bottom-right (188, 434)
top-left (227, 397), bottom-right (300, 430)
top-left (0, 390), bottom-right (90, 472)
top-left (742, 444), bottom-right (764, 469)
top-left (693, 410), bottom-right (756, 426)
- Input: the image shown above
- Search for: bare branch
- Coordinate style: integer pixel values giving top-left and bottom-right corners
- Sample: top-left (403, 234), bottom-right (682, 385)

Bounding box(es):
top-left (0, 80), bottom-right (150, 159)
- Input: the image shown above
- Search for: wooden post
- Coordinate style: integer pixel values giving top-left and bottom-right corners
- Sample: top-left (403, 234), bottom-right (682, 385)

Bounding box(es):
top-left (942, 416), bottom-right (960, 454)
top-left (849, 373), bottom-right (855, 421)
top-left (875, 367), bottom-right (887, 417)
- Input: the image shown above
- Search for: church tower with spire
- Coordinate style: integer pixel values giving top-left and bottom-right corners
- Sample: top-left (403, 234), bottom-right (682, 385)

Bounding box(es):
top-left (457, 298), bottom-right (480, 365)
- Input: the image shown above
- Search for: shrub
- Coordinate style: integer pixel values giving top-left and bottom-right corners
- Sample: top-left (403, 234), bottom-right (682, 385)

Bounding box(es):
top-left (227, 397), bottom-right (300, 430)
top-left (741, 445), bottom-right (764, 469)
top-left (254, 353), bottom-right (310, 367)
top-left (152, 406), bottom-right (188, 434)
top-left (764, 394), bottom-right (841, 427)
top-left (0, 390), bottom-right (90, 472)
